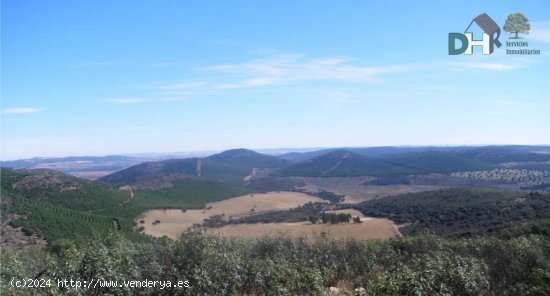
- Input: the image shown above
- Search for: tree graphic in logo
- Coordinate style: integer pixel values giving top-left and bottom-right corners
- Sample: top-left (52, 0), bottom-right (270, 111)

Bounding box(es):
top-left (504, 13), bottom-right (530, 39)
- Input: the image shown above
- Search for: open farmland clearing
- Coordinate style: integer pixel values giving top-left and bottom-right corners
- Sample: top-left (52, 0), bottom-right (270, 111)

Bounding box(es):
top-left (211, 210), bottom-right (400, 239)
top-left (339, 184), bottom-right (445, 203)
top-left (138, 191), bottom-right (325, 238)
top-left (294, 176), bottom-right (445, 203)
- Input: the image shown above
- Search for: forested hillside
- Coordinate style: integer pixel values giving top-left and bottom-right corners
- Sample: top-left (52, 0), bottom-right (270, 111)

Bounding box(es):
top-left (1, 168), bottom-right (250, 244)
top-left (355, 187), bottom-right (550, 237)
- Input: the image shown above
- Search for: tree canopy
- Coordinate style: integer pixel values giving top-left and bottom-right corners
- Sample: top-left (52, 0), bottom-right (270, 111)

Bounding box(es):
top-left (504, 13), bottom-right (530, 39)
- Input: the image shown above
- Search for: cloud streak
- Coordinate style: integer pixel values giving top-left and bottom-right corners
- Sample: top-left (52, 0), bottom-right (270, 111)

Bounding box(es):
top-left (2, 107), bottom-right (43, 114)
top-left (201, 55), bottom-right (414, 89)
top-left (109, 52), bottom-right (532, 106)
top-left (109, 54), bottom-right (421, 105)
top-left (444, 61), bottom-right (522, 71)
top-left (110, 98), bottom-right (148, 104)
top-left (108, 97), bottom-right (187, 104)
top-left (458, 62), bottom-right (521, 71)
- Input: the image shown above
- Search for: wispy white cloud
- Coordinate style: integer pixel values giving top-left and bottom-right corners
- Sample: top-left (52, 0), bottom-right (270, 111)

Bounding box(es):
top-left (216, 76), bottom-right (277, 89)
top-left (144, 81), bottom-right (204, 90)
top-left (106, 52), bottom-right (541, 110)
top-left (71, 60), bottom-right (190, 68)
top-left (201, 55), bottom-right (415, 89)
top-left (444, 61), bottom-right (521, 71)
top-left (110, 98), bottom-right (148, 104)
top-left (460, 62), bottom-right (521, 71)
top-left (2, 107), bottom-right (43, 114)
top-left (108, 97), bottom-right (187, 104)
top-left (121, 54), bottom-right (419, 100)
top-left (159, 97), bottom-right (188, 102)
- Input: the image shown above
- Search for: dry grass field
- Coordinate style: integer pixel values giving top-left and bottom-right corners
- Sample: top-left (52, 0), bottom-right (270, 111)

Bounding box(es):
top-left (294, 177), bottom-right (443, 203)
top-left (204, 191), bottom-right (326, 215)
top-left (324, 208), bottom-right (365, 217)
top-left (69, 170), bottom-right (115, 180)
top-left (211, 217), bottom-right (400, 239)
top-left (140, 196), bottom-right (401, 240)
top-left (341, 184), bottom-right (444, 203)
top-left (296, 176), bottom-right (374, 193)
top-left (138, 191), bottom-right (326, 239)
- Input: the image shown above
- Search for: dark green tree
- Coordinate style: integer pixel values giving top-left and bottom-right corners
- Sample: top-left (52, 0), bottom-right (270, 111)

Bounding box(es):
top-left (504, 13), bottom-right (530, 39)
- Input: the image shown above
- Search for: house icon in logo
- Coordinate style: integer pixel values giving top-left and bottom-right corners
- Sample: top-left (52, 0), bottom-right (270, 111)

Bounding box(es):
top-left (449, 13), bottom-right (502, 55)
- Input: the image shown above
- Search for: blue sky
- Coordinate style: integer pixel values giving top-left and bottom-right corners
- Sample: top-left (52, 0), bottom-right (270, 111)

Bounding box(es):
top-left (2, 0), bottom-right (550, 160)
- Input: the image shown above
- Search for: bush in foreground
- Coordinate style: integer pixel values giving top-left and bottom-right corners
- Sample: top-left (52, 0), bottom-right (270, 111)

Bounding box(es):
top-left (1, 232), bottom-right (550, 295)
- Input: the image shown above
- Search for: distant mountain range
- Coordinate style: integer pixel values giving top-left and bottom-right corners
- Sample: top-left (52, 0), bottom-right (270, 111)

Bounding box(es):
top-left (0, 153), bottom-right (209, 180)
top-left (98, 148), bottom-right (292, 186)
top-left (280, 146), bottom-right (550, 177)
top-left (274, 150), bottom-right (423, 177)
top-left (278, 145), bottom-right (550, 162)
top-left (93, 146), bottom-right (550, 187)
top-left (3, 145), bottom-right (550, 182)
top-left (0, 155), bottom-right (155, 180)
top-left (1, 155), bottom-right (144, 170)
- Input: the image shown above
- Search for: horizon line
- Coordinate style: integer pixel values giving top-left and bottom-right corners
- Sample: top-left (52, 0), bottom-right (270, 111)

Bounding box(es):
top-left (2, 143), bottom-right (550, 162)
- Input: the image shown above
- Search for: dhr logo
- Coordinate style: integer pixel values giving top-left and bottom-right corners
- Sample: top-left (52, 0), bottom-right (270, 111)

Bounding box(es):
top-left (449, 13), bottom-right (502, 55)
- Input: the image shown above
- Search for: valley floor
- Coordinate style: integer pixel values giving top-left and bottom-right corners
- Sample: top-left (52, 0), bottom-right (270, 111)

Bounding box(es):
top-left (211, 217), bottom-right (400, 239)
top-left (137, 191), bottom-right (401, 239)
top-left (138, 191), bottom-right (326, 238)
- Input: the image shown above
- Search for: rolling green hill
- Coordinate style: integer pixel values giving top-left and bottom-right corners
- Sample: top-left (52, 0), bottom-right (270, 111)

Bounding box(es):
top-left (97, 158), bottom-right (201, 186)
top-left (380, 151), bottom-right (493, 173)
top-left (279, 145), bottom-right (550, 162)
top-left (97, 146), bottom-right (550, 183)
top-left (1, 168), bottom-right (128, 211)
top-left (354, 187), bottom-right (550, 237)
top-left (99, 149), bottom-right (291, 186)
top-left (132, 179), bottom-right (250, 210)
top-left (98, 158), bottom-right (251, 186)
top-left (274, 147), bottom-right (550, 177)
top-left (1, 168), bottom-right (140, 243)
top-left (4, 195), bottom-right (135, 243)
top-left (97, 178), bottom-right (252, 221)
top-left (456, 146), bottom-right (550, 164)
top-left (273, 150), bottom-right (423, 177)
top-left (1, 167), bottom-right (251, 244)
top-left (206, 148), bottom-right (292, 168)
